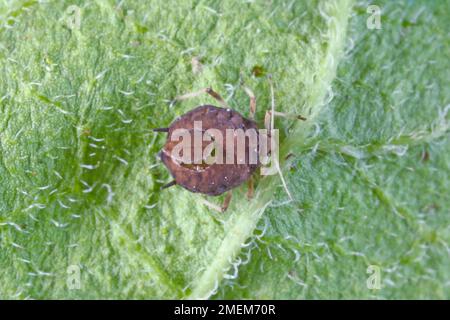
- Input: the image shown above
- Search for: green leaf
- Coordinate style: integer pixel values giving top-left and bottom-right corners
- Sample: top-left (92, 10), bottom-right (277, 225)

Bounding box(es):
top-left (0, 0), bottom-right (448, 299)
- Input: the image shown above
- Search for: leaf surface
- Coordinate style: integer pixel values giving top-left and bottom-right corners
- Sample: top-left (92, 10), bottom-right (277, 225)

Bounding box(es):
top-left (0, 0), bottom-right (448, 299)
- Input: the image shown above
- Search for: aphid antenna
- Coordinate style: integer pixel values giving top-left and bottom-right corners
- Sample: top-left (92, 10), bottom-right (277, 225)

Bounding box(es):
top-left (267, 74), bottom-right (293, 201)
top-left (152, 127), bottom-right (169, 133)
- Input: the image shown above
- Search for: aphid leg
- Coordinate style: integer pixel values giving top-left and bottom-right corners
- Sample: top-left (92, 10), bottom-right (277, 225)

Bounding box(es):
top-left (221, 191), bottom-right (233, 212)
top-left (205, 88), bottom-right (232, 109)
top-left (265, 75), bottom-right (293, 201)
top-left (173, 88), bottom-right (231, 109)
top-left (246, 177), bottom-right (254, 200)
top-left (242, 86), bottom-right (256, 119)
top-left (200, 198), bottom-right (223, 213)
top-left (200, 191), bottom-right (232, 213)
top-left (173, 88), bottom-right (207, 104)
top-left (268, 111), bottom-right (307, 121)
top-left (264, 111), bottom-right (271, 133)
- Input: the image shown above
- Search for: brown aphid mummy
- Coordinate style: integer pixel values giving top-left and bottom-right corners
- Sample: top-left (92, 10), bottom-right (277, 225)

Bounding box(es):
top-left (154, 84), bottom-right (304, 212)
top-left (160, 104), bottom-right (260, 196)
